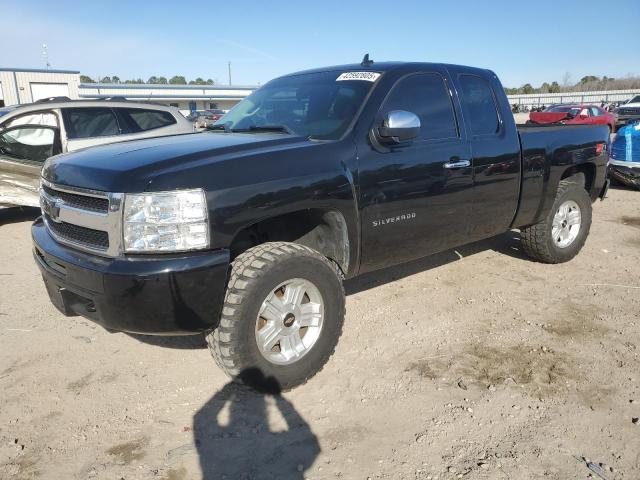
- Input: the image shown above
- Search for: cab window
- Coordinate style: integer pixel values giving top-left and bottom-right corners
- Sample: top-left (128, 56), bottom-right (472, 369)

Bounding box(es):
top-left (380, 73), bottom-right (458, 141)
top-left (458, 75), bottom-right (500, 136)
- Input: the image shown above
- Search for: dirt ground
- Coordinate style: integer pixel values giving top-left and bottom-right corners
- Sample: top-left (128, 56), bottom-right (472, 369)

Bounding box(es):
top-left (0, 186), bottom-right (639, 480)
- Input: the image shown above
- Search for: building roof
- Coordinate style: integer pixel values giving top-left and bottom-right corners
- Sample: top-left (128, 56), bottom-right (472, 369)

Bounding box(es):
top-left (80, 83), bottom-right (258, 90)
top-left (0, 67), bottom-right (80, 74)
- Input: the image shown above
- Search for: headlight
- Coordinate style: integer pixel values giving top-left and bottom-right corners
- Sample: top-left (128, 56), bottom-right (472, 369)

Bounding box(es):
top-left (123, 189), bottom-right (209, 252)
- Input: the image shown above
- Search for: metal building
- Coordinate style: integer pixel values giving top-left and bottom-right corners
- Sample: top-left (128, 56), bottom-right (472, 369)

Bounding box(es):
top-left (0, 67), bottom-right (256, 112)
top-left (77, 83), bottom-right (257, 112)
top-left (0, 68), bottom-right (81, 106)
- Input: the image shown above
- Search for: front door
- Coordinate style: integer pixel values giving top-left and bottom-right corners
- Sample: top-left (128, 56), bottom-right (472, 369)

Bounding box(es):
top-left (0, 125), bottom-right (60, 207)
top-left (358, 71), bottom-right (474, 273)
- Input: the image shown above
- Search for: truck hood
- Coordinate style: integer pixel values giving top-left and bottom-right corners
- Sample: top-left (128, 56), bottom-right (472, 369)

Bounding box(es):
top-left (620, 102), bottom-right (640, 109)
top-left (42, 132), bottom-right (309, 192)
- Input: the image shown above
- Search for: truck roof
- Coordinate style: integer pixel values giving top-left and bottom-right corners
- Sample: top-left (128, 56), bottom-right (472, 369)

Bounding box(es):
top-left (281, 61), bottom-right (493, 79)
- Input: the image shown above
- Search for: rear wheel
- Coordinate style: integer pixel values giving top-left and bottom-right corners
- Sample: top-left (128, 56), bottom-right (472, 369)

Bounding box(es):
top-left (520, 174), bottom-right (592, 263)
top-left (207, 242), bottom-right (345, 391)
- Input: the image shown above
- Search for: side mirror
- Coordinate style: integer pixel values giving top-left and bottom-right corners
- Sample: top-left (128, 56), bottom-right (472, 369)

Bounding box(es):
top-left (377, 110), bottom-right (420, 144)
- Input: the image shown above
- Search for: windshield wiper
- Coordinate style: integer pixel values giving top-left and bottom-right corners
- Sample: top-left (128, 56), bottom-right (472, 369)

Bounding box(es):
top-left (230, 124), bottom-right (294, 135)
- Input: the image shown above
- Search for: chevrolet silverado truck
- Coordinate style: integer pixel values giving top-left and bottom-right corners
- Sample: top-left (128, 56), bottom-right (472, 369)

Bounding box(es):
top-left (32, 60), bottom-right (610, 390)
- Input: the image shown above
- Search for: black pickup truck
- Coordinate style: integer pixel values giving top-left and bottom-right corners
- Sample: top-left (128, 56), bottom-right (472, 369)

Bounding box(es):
top-left (32, 60), bottom-right (609, 390)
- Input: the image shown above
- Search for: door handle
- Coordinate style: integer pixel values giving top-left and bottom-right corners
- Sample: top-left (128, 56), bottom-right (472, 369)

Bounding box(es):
top-left (443, 158), bottom-right (471, 169)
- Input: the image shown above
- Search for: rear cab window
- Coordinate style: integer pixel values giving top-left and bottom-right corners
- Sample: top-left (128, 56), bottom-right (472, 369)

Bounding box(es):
top-left (458, 75), bottom-right (500, 136)
top-left (62, 108), bottom-right (119, 139)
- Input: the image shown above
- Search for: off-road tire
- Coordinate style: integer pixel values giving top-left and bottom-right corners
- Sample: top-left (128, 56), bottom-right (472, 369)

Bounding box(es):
top-left (206, 242), bottom-right (345, 392)
top-left (520, 174), bottom-right (592, 263)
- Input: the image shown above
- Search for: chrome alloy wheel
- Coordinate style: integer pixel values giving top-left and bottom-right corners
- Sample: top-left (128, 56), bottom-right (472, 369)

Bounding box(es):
top-left (255, 278), bottom-right (324, 365)
top-left (552, 200), bottom-right (581, 248)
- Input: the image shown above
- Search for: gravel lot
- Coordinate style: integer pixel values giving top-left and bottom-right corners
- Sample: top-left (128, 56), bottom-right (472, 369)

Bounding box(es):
top-left (1, 186), bottom-right (639, 480)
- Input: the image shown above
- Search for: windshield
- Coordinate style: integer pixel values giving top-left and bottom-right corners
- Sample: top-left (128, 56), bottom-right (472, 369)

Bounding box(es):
top-left (628, 96), bottom-right (640, 104)
top-left (547, 105), bottom-right (581, 115)
top-left (214, 70), bottom-right (378, 140)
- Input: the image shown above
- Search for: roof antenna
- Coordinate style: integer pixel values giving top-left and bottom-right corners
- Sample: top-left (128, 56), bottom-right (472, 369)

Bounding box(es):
top-left (361, 53), bottom-right (374, 67)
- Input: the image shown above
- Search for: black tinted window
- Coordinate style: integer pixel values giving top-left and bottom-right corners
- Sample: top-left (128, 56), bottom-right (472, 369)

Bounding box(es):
top-left (116, 108), bottom-right (176, 133)
top-left (381, 73), bottom-right (457, 141)
top-left (458, 75), bottom-right (499, 135)
top-left (63, 108), bottom-right (119, 139)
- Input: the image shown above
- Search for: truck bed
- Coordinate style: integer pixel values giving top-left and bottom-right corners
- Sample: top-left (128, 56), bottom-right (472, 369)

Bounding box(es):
top-left (512, 123), bottom-right (610, 229)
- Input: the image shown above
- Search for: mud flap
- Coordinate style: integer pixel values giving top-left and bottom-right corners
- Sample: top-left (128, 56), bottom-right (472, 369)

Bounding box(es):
top-left (599, 178), bottom-right (610, 200)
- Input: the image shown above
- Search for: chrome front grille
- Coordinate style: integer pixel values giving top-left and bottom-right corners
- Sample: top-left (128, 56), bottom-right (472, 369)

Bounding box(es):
top-left (41, 184), bottom-right (109, 213)
top-left (44, 215), bottom-right (110, 249)
top-left (40, 179), bottom-right (124, 257)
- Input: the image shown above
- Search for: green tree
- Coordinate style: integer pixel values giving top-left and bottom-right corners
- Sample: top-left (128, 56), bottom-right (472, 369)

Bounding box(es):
top-left (112, 75), bottom-right (121, 84)
top-left (521, 83), bottom-right (534, 94)
top-left (549, 81), bottom-right (560, 93)
top-left (580, 75), bottom-right (599, 84)
top-left (540, 82), bottom-right (550, 93)
top-left (206, 79), bottom-right (215, 85)
top-left (157, 76), bottom-right (168, 84)
top-left (100, 76), bottom-right (112, 83)
top-left (169, 75), bottom-right (187, 85)
top-left (147, 76), bottom-right (158, 84)
top-left (80, 75), bottom-right (95, 83)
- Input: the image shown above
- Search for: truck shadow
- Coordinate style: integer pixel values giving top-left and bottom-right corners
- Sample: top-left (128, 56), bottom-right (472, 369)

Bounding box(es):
top-left (126, 332), bottom-right (207, 349)
top-left (344, 230), bottom-right (527, 295)
top-left (0, 207), bottom-right (40, 226)
top-left (192, 368), bottom-right (320, 479)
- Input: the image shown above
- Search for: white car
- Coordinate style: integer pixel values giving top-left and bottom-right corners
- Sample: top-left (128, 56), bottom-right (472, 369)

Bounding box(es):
top-left (615, 95), bottom-right (640, 127)
top-left (0, 99), bottom-right (194, 208)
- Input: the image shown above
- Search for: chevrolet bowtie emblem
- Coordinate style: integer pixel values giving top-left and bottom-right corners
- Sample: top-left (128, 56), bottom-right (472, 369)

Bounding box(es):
top-left (41, 195), bottom-right (63, 223)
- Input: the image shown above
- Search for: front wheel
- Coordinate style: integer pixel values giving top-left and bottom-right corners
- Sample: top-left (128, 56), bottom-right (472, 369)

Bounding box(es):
top-left (207, 242), bottom-right (345, 391)
top-left (520, 174), bottom-right (592, 263)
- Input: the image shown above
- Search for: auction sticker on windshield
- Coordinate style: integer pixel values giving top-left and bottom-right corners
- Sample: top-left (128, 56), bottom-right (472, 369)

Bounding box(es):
top-left (336, 72), bottom-right (381, 82)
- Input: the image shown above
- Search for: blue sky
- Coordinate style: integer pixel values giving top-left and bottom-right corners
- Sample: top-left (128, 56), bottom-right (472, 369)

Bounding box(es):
top-left (2, 0), bottom-right (638, 88)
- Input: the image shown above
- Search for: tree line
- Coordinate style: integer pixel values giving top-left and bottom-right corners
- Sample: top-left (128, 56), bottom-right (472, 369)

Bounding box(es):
top-left (80, 75), bottom-right (215, 85)
top-left (505, 75), bottom-right (640, 95)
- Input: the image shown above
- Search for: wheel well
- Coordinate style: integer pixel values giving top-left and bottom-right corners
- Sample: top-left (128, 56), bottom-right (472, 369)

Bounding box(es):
top-left (561, 163), bottom-right (595, 192)
top-left (229, 209), bottom-right (350, 274)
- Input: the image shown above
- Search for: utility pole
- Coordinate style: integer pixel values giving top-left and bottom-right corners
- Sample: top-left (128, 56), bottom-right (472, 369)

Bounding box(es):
top-left (228, 61), bottom-right (232, 86)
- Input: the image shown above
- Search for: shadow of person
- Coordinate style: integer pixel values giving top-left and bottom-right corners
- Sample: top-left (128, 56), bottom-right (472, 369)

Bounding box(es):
top-left (193, 368), bottom-right (320, 479)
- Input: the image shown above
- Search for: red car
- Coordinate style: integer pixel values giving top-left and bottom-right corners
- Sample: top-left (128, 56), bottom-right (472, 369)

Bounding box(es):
top-left (529, 104), bottom-right (617, 132)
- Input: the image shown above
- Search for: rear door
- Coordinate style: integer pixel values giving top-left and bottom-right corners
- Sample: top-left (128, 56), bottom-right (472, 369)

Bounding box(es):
top-left (449, 69), bottom-right (521, 241)
top-left (357, 69), bottom-right (474, 272)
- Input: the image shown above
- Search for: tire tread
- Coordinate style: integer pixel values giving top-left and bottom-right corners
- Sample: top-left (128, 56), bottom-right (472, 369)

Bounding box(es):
top-left (206, 241), bottom-right (345, 390)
